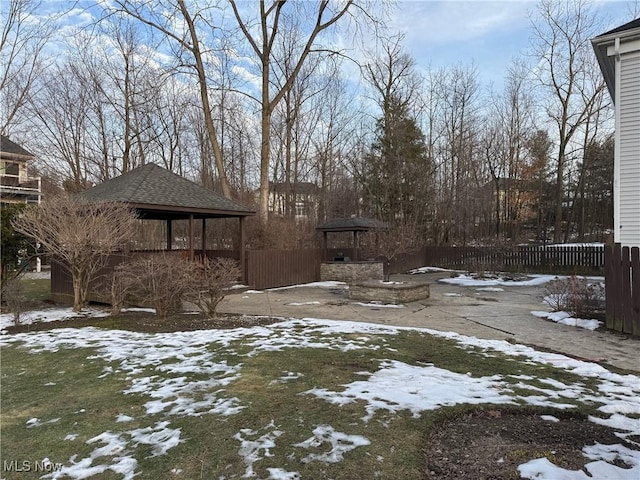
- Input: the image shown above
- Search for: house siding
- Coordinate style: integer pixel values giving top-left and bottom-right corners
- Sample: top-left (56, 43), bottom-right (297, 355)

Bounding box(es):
top-left (619, 50), bottom-right (640, 247)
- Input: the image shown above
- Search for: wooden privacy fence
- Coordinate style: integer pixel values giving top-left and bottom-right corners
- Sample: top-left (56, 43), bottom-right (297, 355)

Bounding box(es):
top-left (52, 245), bottom-right (608, 303)
top-left (605, 244), bottom-right (640, 335)
top-left (245, 249), bottom-right (322, 290)
top-left (50, 250), bottom-right (239, 303)
top-left (423, 245), bottom-right (605, 274)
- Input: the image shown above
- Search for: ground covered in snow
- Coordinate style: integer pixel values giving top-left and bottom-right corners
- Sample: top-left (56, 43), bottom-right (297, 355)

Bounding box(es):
top-left (2, 305), bottom-right (639, 480)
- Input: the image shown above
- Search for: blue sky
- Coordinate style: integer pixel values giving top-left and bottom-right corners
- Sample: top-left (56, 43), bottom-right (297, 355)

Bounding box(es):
top-left (390, 0), bottom-right (636, 88)
top-left (25, 0), bottom-right (639, 97)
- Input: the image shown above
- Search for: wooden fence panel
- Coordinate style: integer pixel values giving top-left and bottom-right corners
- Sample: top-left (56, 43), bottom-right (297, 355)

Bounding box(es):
top-left (605, 244), bottom-right (640, 335)
top-left (422, 245), bottom-right (604, 273)
top-left (632, 248), bottom-right (640, 337)
top-left (388, 248), bottom-right (427, 275)
top-left (246, 249), bottom-right (321, 290)
top-left (604, 245), bottom-right (616, 330)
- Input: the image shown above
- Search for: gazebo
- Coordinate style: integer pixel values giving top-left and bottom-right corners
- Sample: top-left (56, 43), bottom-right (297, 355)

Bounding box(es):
top-left (81, 163), bottom-right (255, 273)
top-left (316, 217), bottom-right (387, 261)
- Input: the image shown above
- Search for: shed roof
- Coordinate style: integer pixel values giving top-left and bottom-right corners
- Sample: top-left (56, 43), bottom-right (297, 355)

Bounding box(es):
top-left (81, 163), bottom-right (254, 219)
top-left (316, 217), bottom-right (388, 232)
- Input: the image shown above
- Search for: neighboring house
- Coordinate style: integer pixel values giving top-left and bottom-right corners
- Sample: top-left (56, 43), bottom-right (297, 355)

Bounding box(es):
top-left (592, 18), bottom-right (640, 248)
top-left (0, 135), bottom-right (42, 205)
top-left (267, 181), bottom-right (320, 221)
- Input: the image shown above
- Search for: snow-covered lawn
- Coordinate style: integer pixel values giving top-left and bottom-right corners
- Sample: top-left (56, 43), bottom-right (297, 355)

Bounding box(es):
top-left (2, 312), bottom-right (639, 479)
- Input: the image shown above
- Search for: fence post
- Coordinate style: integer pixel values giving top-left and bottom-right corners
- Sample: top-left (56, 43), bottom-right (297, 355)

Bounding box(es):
top-left (605, 244), bottom-right (615, 330)
top-left (632, 247), bottom-right (640, 337)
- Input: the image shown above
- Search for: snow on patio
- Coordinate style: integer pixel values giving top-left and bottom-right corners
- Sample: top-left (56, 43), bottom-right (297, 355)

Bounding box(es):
top-left (2, 313), bottom-right (639, 479)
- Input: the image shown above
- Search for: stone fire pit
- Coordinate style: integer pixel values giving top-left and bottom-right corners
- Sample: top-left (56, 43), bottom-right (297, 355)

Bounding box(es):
top-left (349, 280), bottom-right (430, 304)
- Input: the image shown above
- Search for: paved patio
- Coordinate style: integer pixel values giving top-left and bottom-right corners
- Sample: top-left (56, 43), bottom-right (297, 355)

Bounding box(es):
top-left (218, 272), bottom-right (640, 373)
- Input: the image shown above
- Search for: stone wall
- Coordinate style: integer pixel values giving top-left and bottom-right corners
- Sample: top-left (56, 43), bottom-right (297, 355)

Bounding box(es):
top-left (320, 261), bottom-right (383, 283)
top-left (349, 281), bottom-right (430, 304)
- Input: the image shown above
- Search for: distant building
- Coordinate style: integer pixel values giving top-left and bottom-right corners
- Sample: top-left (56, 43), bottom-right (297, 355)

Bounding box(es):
top-left (0, 135), bottom-right (42, 204)
top-left (268, 181), bottom-right (320, 221)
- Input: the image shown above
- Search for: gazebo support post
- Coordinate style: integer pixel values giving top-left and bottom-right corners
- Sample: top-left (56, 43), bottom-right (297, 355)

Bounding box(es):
top-left (354, 230), bottom-right (359, 261)
top-left (166, 219), bottom-right (173, 250)
top-left (201, 218), bottom-right (207, 259)
top-left (189, 214), bottom-right (195, 261)
top-left (239, 216), bottom-right (247, 284)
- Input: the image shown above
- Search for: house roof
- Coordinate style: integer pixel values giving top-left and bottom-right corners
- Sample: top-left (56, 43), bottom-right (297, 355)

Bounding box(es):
top-left (0, 135), bottom-right (36, 160)
top-left (81, 163), bottom-right (254, 219)
top-left (316, 217), bottom-right (388, 232)
top-left (592, 18), bottom-right (640, 100)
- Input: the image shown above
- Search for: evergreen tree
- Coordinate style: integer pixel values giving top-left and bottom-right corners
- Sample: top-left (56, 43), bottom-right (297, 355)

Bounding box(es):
top-left (361, 95), bottom-right (433, 227)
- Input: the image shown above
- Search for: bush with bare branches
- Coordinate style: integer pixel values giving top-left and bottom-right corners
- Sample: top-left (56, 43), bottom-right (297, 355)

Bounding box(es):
top-left (361, 223), bottom-right (420, 281)
top-left (543, 276), bottom-right (605, 320)
top-left (12, 195), bottom-right (138, 312)
top-left (2, 276), bottom-right (28, 325)
top-left (189, 257), bottom-right (241, 318)
top-left (115, 254), bottom-right (197, 318)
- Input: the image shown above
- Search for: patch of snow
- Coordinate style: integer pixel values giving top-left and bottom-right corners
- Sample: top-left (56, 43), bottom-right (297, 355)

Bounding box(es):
top-left (303, 360), bottom-right (516, 422)
top-left (409, 266), bottom-right (452, 274)
top-left (531, 311), bottom-right (602, 331)
top-left (234, 422), bottom-right (283, 478)
top-left (518, 442), bottom-right (640, 480)
top-left (442, 293), bottom-right (462, 297)
top-left (476, 287), bottom-right (504, 292)
top-left (441, 274), bottom-right (559, 287)
top-left (294, 425), bottom-right (370, 463)
top-left (64, 434), bottom-right (79, 441)
top-left (266, 467), bottom-right (300, 479)
top-left (269, 281), bottom-right (347, 291)
top-left (128, 421), bottom-right (183, 457)
top-left (45, 423), bottom-right (182, 479)
top-left (287, 301), bottom-right (321, 306)
top-left (116, 414), bottom-right (134, 423)
top-left (540, 415), bottom-right (560, 422)
top-left (1, 307), bottom-right (110, 332)
top-left (353, 302), bottom-right (404, 308)
top-left (44, 431), bottom-right (136, 480)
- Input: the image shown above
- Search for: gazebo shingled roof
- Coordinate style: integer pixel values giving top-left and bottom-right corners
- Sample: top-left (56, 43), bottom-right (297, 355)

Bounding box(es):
top-left (80, 163), bottom-right (254, 271)
top-left (81, 163), bottom-right (254, 219)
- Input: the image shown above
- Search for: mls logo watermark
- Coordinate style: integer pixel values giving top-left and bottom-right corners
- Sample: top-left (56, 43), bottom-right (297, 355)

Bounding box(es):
top-left (3, 459), bottom-right (63, 473)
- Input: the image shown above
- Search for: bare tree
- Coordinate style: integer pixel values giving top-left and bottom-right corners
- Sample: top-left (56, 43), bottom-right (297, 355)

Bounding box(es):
top-left (110, 0), bottom-right (232, 197)
top-left (431, 64), bottom-right (482, 245)
top-left (189, 257), bottom-right (241, 318)
top-left (0, 0), bottom-right (56, 134)
top-left (361, 223), bottom-right (420, 281)
top-left (229, 0), bottom-right (374, 224)
top-left (12, 195), bottom-right (138, 312)
top-left (530, 0), bottom-right (607, 243)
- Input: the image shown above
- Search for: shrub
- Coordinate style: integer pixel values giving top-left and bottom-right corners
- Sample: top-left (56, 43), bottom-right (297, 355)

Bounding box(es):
top-left (543, 275), bottom-right (605, 320)
top-left (2, 276), bottom-right (28, 325)
top-left (189, 257), bottom-right (241, 318)
top-left (115, 254), bottom-right (198, 318)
